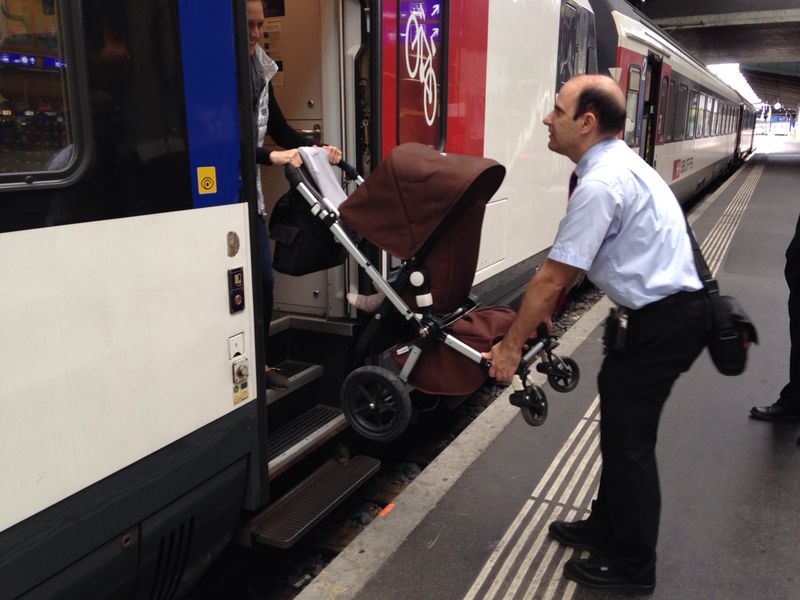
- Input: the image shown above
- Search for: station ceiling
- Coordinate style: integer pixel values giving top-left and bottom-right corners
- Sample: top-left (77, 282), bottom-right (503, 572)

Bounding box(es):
top-left (631, 0), bottom-right (800, 111)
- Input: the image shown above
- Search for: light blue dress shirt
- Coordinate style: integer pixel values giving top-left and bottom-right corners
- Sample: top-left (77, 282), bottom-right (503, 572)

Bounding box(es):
top-left (548, 137), bottom-right (702, 309)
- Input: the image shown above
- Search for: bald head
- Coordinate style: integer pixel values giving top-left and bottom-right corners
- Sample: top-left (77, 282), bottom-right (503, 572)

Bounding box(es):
top-left (568, 75), bottom-right (626, 136)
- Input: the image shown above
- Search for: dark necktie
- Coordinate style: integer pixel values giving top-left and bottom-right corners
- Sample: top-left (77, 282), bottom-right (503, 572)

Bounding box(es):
top-left (568, 171), bottom-right (578, 199)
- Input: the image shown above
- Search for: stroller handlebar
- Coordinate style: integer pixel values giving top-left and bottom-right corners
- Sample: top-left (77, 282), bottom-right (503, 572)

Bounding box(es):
top-left (336, 159), bottom-right (360, 181)
top-left (283, 163), bottom-right (303, 189)
top-left (283, 158), bottom-right (361, 190)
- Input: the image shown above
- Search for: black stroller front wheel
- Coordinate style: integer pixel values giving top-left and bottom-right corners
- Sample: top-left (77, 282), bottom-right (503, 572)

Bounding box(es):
top-left (520, 385), bottom-right (548, 426)
top-left (547, 356), bottom-right (580, 393)
top-left (341, 366), bottom-right (413, 442)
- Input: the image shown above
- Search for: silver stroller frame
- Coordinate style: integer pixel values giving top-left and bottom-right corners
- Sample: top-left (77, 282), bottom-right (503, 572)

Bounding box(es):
top-left (283, 161), bottom-right (579, 440)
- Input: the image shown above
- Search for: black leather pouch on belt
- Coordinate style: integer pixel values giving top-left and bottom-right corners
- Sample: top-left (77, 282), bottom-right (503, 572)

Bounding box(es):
top-left (603, 307), bottom-right (629, 352)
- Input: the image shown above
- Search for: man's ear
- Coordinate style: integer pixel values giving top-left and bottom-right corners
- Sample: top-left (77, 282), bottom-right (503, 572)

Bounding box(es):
top-left (579, 111), bottom-right (597, 134)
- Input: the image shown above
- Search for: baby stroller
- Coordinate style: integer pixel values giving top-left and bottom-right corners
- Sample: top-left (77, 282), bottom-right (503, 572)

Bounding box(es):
top-left (272, 143), bottom-right (580, 441)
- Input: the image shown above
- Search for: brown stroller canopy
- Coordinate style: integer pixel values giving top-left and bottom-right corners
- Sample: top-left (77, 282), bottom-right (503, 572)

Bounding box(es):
top-left (339, 143), bottom-right (506, 260)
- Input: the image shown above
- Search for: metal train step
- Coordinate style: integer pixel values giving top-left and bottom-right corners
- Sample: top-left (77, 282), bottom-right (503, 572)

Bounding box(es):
top-left (267, 405), bottom-right (349, 479)
top-left (265, 360), bottom-right (323, 406)
top-left (243, 455), bottom-right (380, 548)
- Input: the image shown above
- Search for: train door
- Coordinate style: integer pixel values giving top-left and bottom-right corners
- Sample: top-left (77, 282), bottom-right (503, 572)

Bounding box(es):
top-left (0, 0), bottom-right (267, 595)
top-left (640, 53), bottom-right (662, 165)
top-left (258, 0), bottom-right (353, 317)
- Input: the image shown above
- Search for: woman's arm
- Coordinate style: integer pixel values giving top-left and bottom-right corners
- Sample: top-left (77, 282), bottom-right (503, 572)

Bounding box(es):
top-left (267, 82), bottom-right (316, 150)
top-left (259, 82), bottom-right (343, 166)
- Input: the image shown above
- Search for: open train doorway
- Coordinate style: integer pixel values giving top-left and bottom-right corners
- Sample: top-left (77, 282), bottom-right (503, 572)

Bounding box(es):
top-left (258, 0), bottom-right (366, 318)
top-left (641, 53), bottom-right (662, 166)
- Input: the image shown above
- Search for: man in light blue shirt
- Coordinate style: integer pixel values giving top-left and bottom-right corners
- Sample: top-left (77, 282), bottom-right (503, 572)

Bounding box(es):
top-left (485, 74), bottom-right (708, 594)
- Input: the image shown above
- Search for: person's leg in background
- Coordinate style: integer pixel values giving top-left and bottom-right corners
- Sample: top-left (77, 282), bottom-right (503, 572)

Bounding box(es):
top-left (751, 212), bottom-right (800, 421)
top-left (259, 219), bottom-right (289, 389)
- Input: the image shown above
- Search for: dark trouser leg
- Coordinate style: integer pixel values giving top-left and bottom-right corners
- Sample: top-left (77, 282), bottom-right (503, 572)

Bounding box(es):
top-left (258, 218), bottom-right (274, 337)
top-left (780, 216), bottom-right (800, 405)
top-left (778, 290), bottom-right (800, 406)
top-left (593, 296), bottom-right (708, 580)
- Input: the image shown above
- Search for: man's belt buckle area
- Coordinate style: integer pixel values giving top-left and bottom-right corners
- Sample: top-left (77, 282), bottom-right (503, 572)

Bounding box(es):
top-left (636, 289), bottom-right (706, 314)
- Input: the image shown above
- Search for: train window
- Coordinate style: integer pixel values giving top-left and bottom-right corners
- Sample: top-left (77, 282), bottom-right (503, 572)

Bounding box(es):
top-left (0, 0), bottom-right (195, 231)
top-left (713, 99), bottom-right (719, 135)
top-left (698, 94), bottom-right (708, 137)
top-left (624, 66), bottom-right (640, 146)
top-left (555, 1), bottom-right (597, 93)
top-left (0, 2), bottom-right (73, 177)
top-left (556, 2), bottom-right (578, 92)
top-left (656, 76), bottom-right (668, 142)
top-left (708, 98), bottom-right (715, 136)
top-left (686, 90), bottom-right (698, 139)
top-left (581, 9), bottom-right (598, 75)
top-left (673, 84), bottom-right (688, 142)
top-left (398, 0), bottom-right (446, 147)
top-left (713, 99), bottom-right (720, 135)
top-left (710, 97), bottom-right (716, 135)
top-left (576, 6), bottom-right (597, 75)
top-left (666, 79), bottom-right (677, 142)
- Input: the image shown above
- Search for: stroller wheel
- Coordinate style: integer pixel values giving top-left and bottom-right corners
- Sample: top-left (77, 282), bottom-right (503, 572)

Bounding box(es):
top-left (341, 366), bottom-right (413, 442)
top-left (547, 356), bottom-right (580, 393)
top-left (520, 385), bottom-right (548, 426)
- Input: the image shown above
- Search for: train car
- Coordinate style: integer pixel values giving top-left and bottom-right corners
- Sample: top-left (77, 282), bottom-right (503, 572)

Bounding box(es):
top-left (589, 0), bottom-right (755, 202)
top-left (0, 0), bottom-right (754, 597)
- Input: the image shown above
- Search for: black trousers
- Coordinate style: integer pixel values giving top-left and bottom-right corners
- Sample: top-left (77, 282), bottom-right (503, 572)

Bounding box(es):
top-left (779, 212), bottom-right (800, 406)
top-left (591, 290), bottom-right (708, 579)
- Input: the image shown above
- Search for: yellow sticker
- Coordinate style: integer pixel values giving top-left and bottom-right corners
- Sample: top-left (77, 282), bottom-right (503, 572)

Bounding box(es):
top-left (233, 385), bottom-right (249, 405)
top-left (197, 166), bottom-right (217, 194)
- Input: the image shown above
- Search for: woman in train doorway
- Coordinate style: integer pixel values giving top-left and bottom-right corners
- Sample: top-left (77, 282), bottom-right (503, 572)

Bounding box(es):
top-left (247, 0), bottom-right (342, 388)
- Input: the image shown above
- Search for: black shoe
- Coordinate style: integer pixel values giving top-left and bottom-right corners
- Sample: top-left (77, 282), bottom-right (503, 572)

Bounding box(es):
top-left (749, 402), bottom-right (800, 421)
top-left (564, 555), bottom-right (655, 595)
top-left (265, 367), bottom-right (290, 390)
top-left (549, 519), bottom-right (609, 552)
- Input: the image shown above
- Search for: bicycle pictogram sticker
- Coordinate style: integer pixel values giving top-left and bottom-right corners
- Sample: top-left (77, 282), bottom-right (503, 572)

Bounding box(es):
top-left (404, 5), bottom-right (439, 127)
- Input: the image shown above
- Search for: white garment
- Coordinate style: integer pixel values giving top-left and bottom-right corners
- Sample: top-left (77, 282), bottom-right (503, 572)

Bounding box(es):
top-left (253, 45), bottom-right (279, 215)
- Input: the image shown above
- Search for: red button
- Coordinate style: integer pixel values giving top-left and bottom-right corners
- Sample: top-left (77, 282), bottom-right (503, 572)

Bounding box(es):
top-left (235, 294), bottom-right (243, 305)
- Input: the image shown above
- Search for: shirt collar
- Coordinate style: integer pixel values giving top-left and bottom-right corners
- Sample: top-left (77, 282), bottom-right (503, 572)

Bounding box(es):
top-left (574, 136), bottom-right (620, 179)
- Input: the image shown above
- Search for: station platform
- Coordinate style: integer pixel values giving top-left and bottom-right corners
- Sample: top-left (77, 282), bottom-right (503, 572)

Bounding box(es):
top-left (296, 136), bottom-right (800, 600)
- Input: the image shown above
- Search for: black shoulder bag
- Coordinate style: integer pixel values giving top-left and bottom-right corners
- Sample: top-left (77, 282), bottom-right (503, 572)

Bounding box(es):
top-left (269, 187), bottom-right (346, 276)
top-left (686, 223), bottom-right (758, 376)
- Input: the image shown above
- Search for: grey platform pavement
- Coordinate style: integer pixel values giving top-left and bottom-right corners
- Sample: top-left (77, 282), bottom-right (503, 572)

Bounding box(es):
top-left (296, 136), bottom-right (800, 600)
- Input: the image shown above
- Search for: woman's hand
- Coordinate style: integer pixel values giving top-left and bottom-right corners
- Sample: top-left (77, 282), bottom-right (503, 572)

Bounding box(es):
top-left (322, 145), bottom-right (342, 165)
top-left (269, 149), bottom-right (302, 168)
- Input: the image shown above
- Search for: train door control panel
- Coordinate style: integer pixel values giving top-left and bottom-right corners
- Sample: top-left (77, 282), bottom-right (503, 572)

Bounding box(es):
top-left (228, 267), bottom-right (245, 313)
